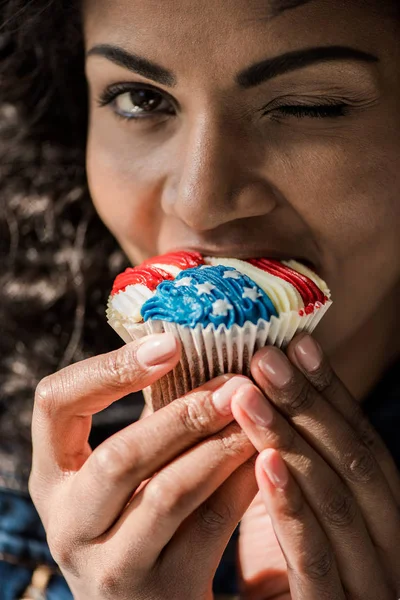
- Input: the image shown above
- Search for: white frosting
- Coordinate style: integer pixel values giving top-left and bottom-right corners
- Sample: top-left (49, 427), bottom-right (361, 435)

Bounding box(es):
top-left (242, 287), bottom-right (262, 301)
top-left (110, 283), bottom-right (154, 322)
top-left (212, 299), bottom-right (233, 316)
top-left (174, 276), bottom-right (193, 287)
top-left (108, 262), bottom-right (184, 324)
top-left (150, 263), bottom-right (182, 277)
top-left (196, 282), bottom-right (216, 295)
top-left (205, 257), bottom-right (303, 313)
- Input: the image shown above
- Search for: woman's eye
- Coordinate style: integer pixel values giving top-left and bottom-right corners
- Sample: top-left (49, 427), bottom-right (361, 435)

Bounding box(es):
top-left (98, 86), bottom-right (174, 120)
top-left (270, 104), bottom-right (348, 119)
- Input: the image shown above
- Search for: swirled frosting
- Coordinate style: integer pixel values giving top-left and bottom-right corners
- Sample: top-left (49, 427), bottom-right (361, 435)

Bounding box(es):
top-left (141, 265), bottom-right (278, 328)
top-left (107, 251), bottom-right (331, 328)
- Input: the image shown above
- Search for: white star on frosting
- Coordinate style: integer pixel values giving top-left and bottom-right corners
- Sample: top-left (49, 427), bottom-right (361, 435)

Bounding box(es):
top-left (242, 287), bottom-right (262, 301)
top-left (174, 276), bottom-right (193, 287)
top-left (212, 299), bottom-right (233, 317)
top-left (195, 282), bottom-right (216, 295)
top-left (223, 270), bottom-right (241, 280)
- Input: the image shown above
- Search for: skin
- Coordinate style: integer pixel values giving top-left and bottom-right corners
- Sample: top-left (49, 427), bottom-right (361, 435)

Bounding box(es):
top-left (84, 0), bottom-right (400, 400)
top-left (28, 1), bottom-right (400, 599)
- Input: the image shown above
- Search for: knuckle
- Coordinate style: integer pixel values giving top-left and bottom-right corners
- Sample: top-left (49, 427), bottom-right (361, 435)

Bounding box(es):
top-left (47, 529), bottom-right (78, 574)
top-left (27, 473), bottom-right (38, 502)
top-left (309, 364), bottom-right (336, 394)
top-left (145, 477), bottom-right (178, 517)
top-left (27, 473), bottom-right (46, 513)
top-left (296, 546), bottom-right (334, 581)
top-left (216, 425), bottom-right (249, 458)
top-left (320, 485), bottom-right (357, 528)
top-left (175, 392), bottom-right (214, 436)
top-left (91, 437), bottom-right (137, 481)
top-left (283, 380), bottom-right (315, 417)
top-left (344, 445), bottom-right (377, 484)
top-left (97, 569), bottom-right (124, 598)
top-left (103, 347), bottom-right (139, 389)
top-left (34, 376), bottom-right (58, 416)
top-left (273, 425), bottom-right (297, 455)
top-left (198, 499), bottom-right (234, 537)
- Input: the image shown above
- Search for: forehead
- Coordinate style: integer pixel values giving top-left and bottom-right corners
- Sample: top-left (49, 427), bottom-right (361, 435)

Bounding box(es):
top-left (83, 0), bottom-right (383, 41)
top-left (83, 0), bottom-right (393, 76)
top-left (82, 0), bottom-right (333, 26)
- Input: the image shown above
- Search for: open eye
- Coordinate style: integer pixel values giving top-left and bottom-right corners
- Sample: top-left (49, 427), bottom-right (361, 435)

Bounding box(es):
top-left (98, 85), bottom-right (175, 120)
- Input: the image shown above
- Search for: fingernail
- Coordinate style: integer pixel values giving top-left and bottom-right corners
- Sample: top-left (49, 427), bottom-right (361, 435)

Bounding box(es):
top-left (136, 334), bottom-right (178, 367)
top-left (212, 376), bottom-right (248, 415)
top-left (234, 384), bottom-right (274, 427)
top-left (258, 348), bottom-right (292, 388)
top-left (295, 335), bottom-right (323, 372)
top-left (261, 449), bottom-right (289, 490)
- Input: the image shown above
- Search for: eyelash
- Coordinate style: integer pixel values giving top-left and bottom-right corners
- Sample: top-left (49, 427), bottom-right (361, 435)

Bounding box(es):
top-left (97, 84), bottom-right (349, 122)
top-left (269, 104), bottom-right (348, 119)
top-left (97, 84), bottom-right (174, 122)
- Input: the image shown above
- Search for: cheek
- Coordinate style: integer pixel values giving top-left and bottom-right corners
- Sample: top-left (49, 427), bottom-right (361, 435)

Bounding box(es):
top-left (285, 129), bottom-right (400, 348)
top-left (86, 131), bottom-right (163, 262)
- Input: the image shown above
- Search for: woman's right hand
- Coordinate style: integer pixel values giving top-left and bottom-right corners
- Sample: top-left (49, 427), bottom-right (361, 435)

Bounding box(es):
top-left (29, 333), bottom-right (258, 600)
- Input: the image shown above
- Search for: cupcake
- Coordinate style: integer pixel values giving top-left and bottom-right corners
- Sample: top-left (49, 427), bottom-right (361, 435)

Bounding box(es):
top-left (107, 251), bottom-right (331, 410)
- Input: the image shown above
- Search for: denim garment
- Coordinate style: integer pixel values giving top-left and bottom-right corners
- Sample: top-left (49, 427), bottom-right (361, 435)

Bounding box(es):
top-left (0, 489), bottom-right (71, 599)
top-left (0, 488), bottom-right (238, 598)
top-left (0, 361), bottom-right (399, 598)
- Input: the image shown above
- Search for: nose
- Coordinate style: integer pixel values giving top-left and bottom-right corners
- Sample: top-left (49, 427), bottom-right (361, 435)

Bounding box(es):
top-left (161, 114), bottom-right (277, 231)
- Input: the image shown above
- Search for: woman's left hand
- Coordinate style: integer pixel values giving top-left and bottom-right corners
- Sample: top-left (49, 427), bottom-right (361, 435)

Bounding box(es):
top-left (232, 333), bottom-right (400, 600)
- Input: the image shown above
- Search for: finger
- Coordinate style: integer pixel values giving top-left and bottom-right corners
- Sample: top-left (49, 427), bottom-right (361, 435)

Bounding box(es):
top-left (232, 383), bottom-right (391, 597)
top-left (106, 421), bottom-right (256, 564)
top-left (167, 457), bottom-right (258, 579)
top-left (238, 492), bottom-right (289, 600)
top-left (288, 333), bottom-right (400, 505)
top-left (31, 333), bottom-right (181, 481)
top-left (251, 345), bottom-right (400, 586)
top-left (255, 449), bottom-right (345, 600)
top-left (50, 375), bottom-right (250, 539)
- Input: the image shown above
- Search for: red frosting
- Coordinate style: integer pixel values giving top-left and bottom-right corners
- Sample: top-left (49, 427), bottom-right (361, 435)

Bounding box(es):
top-left (112, 251), bottom-right (204, 296)
top-left (111, 267), bottom-right (173, 296)
top-left (247, 258), bottom-right (327, 311)
top-left (143, 251), bottom-right (204, 269)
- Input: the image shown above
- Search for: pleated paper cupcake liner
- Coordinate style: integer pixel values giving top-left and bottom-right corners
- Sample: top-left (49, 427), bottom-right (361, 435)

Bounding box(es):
top-left (108, 299), bottom-right (332, 411)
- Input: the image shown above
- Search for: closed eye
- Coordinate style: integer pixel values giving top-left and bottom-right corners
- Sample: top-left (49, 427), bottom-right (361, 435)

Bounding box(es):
top-left (268, 103), bottom-right (349, 119)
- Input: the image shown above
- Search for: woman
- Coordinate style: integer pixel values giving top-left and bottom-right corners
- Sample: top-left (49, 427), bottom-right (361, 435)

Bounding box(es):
top-left (1, 0), bottom-right (399, 598)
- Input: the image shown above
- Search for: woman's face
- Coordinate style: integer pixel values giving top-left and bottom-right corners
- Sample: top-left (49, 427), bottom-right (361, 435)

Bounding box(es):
top-left (83, 0), bottom-right (400, 359)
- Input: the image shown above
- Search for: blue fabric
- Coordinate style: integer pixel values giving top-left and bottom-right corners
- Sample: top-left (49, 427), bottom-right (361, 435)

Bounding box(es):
top-left (0, 563), bottom-right (32, 600)
top-left (0, 562), bottom-right (72, 600)
top-left (141, 265), bottom-right (278, 328)
top-left (0, 489), bottom-right (72, 598)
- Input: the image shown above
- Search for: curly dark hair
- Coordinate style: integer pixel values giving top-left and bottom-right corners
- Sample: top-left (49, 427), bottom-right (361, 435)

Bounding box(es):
top-left (0, 0), bottom-right (130, 489)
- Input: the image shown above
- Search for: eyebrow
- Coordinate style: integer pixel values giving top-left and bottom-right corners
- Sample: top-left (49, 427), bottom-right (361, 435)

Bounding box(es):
top-left (236, 46), bottom-right (379, 88)
top-left (87, 44), bottom-right (177, 87)
top-left (87, 44), bottom-right (378, 90)
top-left (268, 0), bottom-right (315, 17)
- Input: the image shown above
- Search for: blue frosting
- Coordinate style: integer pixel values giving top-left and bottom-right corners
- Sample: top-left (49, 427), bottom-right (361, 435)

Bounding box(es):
top-left (141, 265), bottom-right (278, 328)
